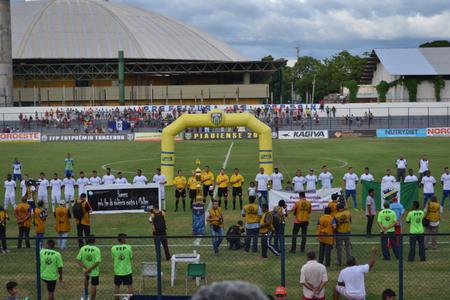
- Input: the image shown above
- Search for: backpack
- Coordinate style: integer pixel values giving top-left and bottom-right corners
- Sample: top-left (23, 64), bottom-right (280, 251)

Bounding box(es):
top-left (72, 203), bottom-right (84, 220)
top-left (153, 212), bottom-right (166, 232)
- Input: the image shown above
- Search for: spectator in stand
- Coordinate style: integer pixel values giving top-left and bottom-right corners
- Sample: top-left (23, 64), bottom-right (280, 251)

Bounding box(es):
top-left (424, 196), bottom-right (440, 250)
top-left (335, 203), bottom-right (352, 266)
top-left (365, 188), bottom-right (376, 237)
top-left (291, 192), bottom-right (311, 254)
top-left (300, 251), bottom-right (328, 300)
top-left (396, 155), bottom-right (407, 182)
top-left (333, 247), bottom-right (377, 300)
top-left (406, 201), bottom-right (426, 262)
top-left (421, 171), bottom-right (436, 207)
top-left (440, 167), bottom-right (450, 211)
top-left (317, 207), bottom-right (335, 267)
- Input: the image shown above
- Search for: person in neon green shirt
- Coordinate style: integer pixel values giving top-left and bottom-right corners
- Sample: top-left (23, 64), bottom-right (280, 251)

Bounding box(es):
top-left (40, 239), bottom-right (63, 300)
top-left (111, 233), bottom-right (133, 299)
top-left (77, 235), bottom-right (101, 300)
top-left (377, 202), bottom-right (399, 260)
top-left (405, 201), bottom-right (426, 262)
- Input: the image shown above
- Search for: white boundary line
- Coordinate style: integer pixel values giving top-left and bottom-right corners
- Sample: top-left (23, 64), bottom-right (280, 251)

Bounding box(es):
top-left (222, 141), bottom-right (234, 168)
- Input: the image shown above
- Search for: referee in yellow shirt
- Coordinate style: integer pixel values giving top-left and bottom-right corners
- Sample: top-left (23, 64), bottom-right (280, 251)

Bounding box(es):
top-left (173, 170), bottom-right (187, 212)
top-left (230, 168), bottom-right (245, 210)
top-left (201, 166), bottom-right (214, 202)
top-left (187, 171), bottom-right (198, 207)
top-left (216, 168), bottom-right (230, 209)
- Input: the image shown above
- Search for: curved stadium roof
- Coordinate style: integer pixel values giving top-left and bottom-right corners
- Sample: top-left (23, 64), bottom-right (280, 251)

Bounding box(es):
top-left (11, 0), bottom-right (248, 61)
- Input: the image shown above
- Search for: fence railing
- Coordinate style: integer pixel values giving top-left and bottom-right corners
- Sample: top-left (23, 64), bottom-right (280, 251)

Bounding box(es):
top-left (1, 233), bottom-right (449, 300)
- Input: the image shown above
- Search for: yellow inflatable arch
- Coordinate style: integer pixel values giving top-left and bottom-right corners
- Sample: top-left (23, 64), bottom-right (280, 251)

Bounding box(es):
top-left (161, 109), bottom-right (273, 185)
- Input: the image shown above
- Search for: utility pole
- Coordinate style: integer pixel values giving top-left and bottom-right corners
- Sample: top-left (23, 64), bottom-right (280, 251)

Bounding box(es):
top-left (311, 74), bottom-right (316, 104)
top-left (0, 0), bottom-right (13, 107)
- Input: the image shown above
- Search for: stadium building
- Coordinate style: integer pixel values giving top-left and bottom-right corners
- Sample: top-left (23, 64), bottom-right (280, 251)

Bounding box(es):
top-left (7, 0), bottom-right (284, 106)
top-left (355, 47), bottom-right (450, 102)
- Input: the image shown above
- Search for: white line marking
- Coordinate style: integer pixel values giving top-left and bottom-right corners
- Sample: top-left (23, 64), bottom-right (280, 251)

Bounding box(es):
top-left (222, 141), bottom-right (234, 169)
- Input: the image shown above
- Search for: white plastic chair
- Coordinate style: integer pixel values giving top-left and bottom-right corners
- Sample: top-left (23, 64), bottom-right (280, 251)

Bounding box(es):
top-left (140, 262), bottom-right (163, 293)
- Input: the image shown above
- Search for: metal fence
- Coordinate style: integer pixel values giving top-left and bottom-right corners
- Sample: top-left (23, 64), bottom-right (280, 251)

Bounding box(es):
top-left (1, 106), bottom-right (450, 134)
top-left (1, 233), bottom-right (448, 300)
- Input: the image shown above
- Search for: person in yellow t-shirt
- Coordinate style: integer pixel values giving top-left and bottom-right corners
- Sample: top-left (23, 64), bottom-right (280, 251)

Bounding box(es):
top-left (75, 193), bottom-right (92, 249)
top-left (207, 200), bottom-right (224, 255)
top-left (173, 170), bottom-right (187, 212)
top-left (328, 194), bottom-right (339, 217)
top-left (14, 196), bottom-right (32, 249)
top-left (187, 171), bottom-right (199, 207)
top-left (317, 207), bottom-right (336, 267)
top-left (230, 168), bottom-right (245, 210)
top-left (54, 200), bottom-right (71, 250)
top-left (201, 166), bottom-right (214, 202)
top-left (34, 200), bottom-right (48, 249)
top-left (290, 192), bottom-right (311, 253)
top-left (259, 204), bottom-right (279, 258)
top-left (0, 206), bottom-right (9, 253)
top-left (216, 168), bottom-right (230, 209)
top-left (334, 203), bottom-right (352, 266)
top-left (424, 196), bottom-right (440, 249)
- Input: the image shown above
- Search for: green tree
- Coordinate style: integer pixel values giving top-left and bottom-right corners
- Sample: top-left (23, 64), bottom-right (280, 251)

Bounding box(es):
top-left (419, 40), bottom-right (450, 47)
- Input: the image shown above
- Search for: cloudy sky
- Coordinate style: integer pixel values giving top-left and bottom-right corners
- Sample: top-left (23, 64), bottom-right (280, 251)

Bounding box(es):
top-left (116, 0), bottom-right (450, 62)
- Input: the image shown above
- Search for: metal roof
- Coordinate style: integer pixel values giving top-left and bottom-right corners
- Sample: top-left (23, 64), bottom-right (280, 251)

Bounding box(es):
top-left (11, 0), bottom-right (248, 61)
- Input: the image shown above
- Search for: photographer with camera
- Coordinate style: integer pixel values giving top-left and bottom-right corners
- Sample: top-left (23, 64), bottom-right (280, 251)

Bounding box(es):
top-left (207, 199), bottom-right (224, 255)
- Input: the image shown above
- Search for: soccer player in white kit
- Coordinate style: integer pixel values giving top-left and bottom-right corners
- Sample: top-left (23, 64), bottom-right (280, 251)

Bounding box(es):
top-left (4, 174), bottom-right (16, 210)
top-left (360, 167), bottom-right (374, 182)
top-left (37, 172), bottom-right (50, 207)
top-left (270, 168), bottom-right (284, 191)
top-left (153, 168), bottom-right (167, 211)
top-left (418, 155), bottom-right (429, 183)
top-left (305, 169), bottom-right (318, 192)
top-left (62, 174), bottom-right (75, 208)
top-left (115, 172), bottom-right (129, 184)
top-left (133, 169), bottom-right (148, 184)
top-left (318, 165), bottom-right (334, 189)
top-left (292, 169), bottom-right (306, 193)
top-left (89, 170), bottom-right (102, 186)
top-left (76, 171), bottom-right (90, 197)
top-left (343, 167), bottom-right (359, 209)
top-left (12, 158), bottom-right (22, 182)
top-left (102, 167), bottom-right (116, 185)
top-left (441, 167), bottom-right (450, 211)
top-left (50, 173), bottom-right (62, 212)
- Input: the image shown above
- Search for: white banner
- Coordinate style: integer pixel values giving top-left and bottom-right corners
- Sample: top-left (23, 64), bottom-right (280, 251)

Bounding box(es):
top-left (269, 188), bottom-right (341, 211)
top-left (427, 127), bottom-right (450, 136)
top-left (0, 132), bottom-right (41, 142)
top-left (278, 130), bottom-right (328, 140)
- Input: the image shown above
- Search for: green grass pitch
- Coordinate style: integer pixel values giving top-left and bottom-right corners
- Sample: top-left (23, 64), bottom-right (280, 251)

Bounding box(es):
top-left (0, 138), bottom-right (449, 299)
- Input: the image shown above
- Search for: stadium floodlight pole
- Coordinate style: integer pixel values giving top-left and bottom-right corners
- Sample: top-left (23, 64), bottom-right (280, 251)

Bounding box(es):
top-left (0, 0), bottom-right (13, 107)
top-left (118, 50), bottom-right (125, 105)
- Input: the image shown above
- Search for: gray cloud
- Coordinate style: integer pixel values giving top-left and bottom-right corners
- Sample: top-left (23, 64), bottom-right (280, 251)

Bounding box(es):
top-left (118, 0), bottom-right (450, 60)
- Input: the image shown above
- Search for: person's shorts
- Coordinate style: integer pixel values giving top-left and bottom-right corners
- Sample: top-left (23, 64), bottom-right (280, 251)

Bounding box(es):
top-left (86, 275), bottom-right (99, 286)
top-left (43, 280), bottom-right (57, 293)
top-left (189, 189), bottom-right (197, 199)
top-left (175, 189), bottom-right (186, 198)
top-left (218, 187), bottom-right (228, 197)
top-left (13, 174), bottom-right (22, 181)
top-left (335, 285), bottom-right (364, 300)
top-left (202, 185), bottom-right (213, 197)
top-left (232, 187), bottom-right (242, 197)
top-left (114, 274), bottom-right (133, 286)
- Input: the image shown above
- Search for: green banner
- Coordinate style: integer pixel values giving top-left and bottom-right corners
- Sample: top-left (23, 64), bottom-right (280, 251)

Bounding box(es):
top-left (361, 180), bottom-right (418, 210)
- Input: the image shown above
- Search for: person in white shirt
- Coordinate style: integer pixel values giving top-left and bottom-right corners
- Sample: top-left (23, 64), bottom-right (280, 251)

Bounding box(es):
top-left (115, 172), bottom-right (129, 184)
top-left (418, 155), bottom-right (429, 183)
top-left (343, 167), bottom-right (359, 209)
top-left (300, 251), bottom-right (328, 300)
top-left (3, 174), bottom-right (16, 210)
top-left (20, 174), bottom-right (29, 198)
top-left (248, 181), bottom-right (257, 198)
top-left (396, 155), bottom-right (407, 182)
top-left (305, 169), bottom-right (318, 192)
top-left (102, 167), bottom-right (116, 185)
top-left (360, 167), bottom-right (374, 182)
top-left (255, 168), bottom-right (270, 206)
top-left (152, 168), bottom-right (167, 211)
top-left (270, 168), bottom-right (284, 191)
top-left (381, 169), bottom-right (396, 185)
top-left (50, 173), bottom-right (63, 212)
top-left (37, 172), bottom-right (50, 206)
top-left (133, 169), bottom-right (148, 185)
top-left (62, 174), bottom-right (75, 208)
top-left (76, 171), bottom-right (90, 197)
top-left (89, 171), bottom-right (102, 186)
top-left (292, 169), bottom-right (306, 193)
top-left (421, 170), bottom-right (436, 207)
top-left (441, 167), bottom-right (450, 210)
top-left (404, 169), bottom-right (418, 183)
top-left (12, 158), bottom-right (22, 182)
top-left (318, 165), bottom-right (334, 189)
top-left (334, 247), bottom-right (377, 300)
